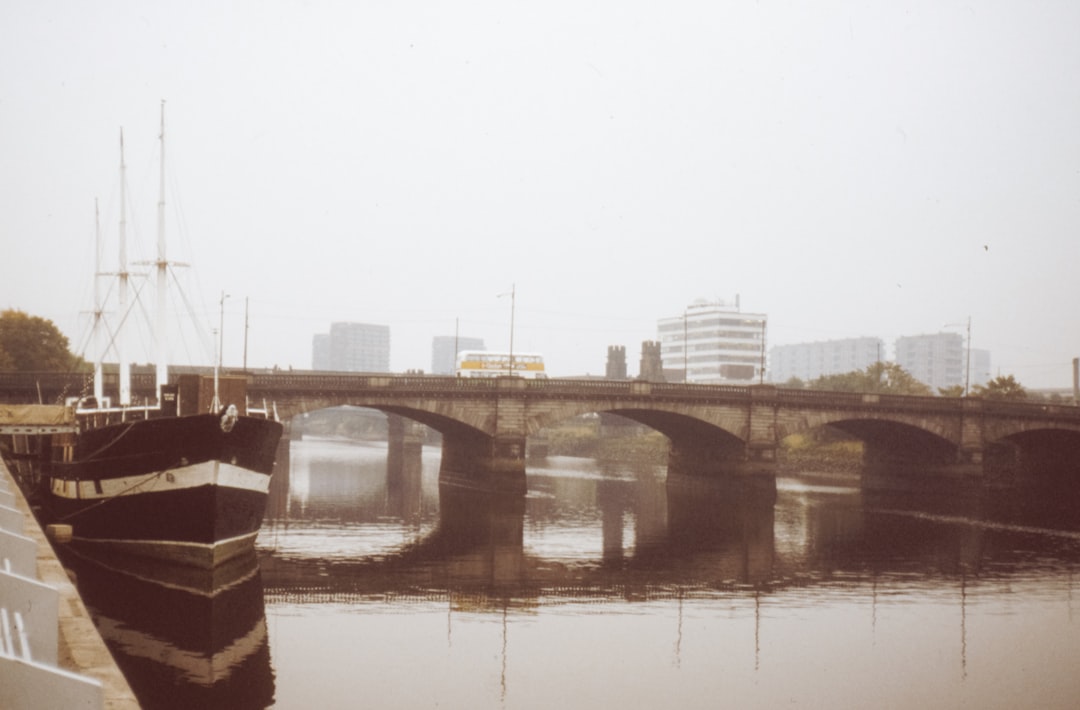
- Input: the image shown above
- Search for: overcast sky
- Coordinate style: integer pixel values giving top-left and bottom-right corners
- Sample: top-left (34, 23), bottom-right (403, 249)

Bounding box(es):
top-left (2, 1), bottom-right (1078, 387)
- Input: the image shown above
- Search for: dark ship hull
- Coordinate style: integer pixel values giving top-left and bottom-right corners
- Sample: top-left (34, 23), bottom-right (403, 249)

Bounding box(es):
top-left (48, 411), bottom-right (283, 567)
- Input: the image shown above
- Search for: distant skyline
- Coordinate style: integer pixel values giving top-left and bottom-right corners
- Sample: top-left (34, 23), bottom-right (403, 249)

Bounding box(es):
top-left (2, 2), bottom-right (1078, 388)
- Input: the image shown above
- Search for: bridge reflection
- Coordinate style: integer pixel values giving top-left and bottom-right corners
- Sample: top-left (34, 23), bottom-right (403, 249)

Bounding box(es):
top-left (256, 439), bottom-right (1080, 608)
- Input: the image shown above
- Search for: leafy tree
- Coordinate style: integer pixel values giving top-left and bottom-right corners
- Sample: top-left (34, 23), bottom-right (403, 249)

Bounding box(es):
top-left (807, 362), bottom-right (932, 396)
top-left (0, 309), bottom-right (84, 371)
top-left (782, 376), bottom-right (806, 389)
top-left (971, 374), bottom-right (1027, 400)
top-left (938, 384), bottom-right (966, 397)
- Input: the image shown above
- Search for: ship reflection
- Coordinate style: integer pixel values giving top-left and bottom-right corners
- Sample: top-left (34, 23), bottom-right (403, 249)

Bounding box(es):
top-left (57, 546), bottom-right (275, 709)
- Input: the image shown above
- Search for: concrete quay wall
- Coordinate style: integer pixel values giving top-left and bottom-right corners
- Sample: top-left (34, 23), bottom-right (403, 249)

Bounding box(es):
top-left (0, 458), bottom-right (138, 709)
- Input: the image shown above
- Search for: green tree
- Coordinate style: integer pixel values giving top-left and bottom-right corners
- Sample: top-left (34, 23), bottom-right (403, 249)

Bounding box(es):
top-left (0, 309), bottom-right (84, 371)
top-left (807, 362), bottom-right (932, 396)
top-left (938, 384), bottom-right (966, 397)
top-left (971, 374), bottom-right (1027, 400)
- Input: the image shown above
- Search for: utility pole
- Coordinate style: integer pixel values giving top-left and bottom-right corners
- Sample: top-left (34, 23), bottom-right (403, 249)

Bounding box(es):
top-left (964, 316), bottom-right (971, 396)
top-left (243, 297), bottom-right (250, 371)
top-left (683, 310), bottom-right (688, 383)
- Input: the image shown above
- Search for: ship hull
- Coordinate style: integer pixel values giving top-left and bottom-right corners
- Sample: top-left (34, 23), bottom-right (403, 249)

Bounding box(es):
top-left (48, 413), bottom-right (283, 566)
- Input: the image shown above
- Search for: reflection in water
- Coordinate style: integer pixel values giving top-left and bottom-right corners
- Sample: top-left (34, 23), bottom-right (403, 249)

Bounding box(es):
top-left (60, 437), bottom-right (1080, 708)
top-left (257, 441), bottom-right (1080, 709)
top-left (58, 546), bottom-right (275, 709)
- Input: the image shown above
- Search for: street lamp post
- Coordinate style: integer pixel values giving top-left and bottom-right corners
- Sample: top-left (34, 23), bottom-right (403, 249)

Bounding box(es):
top-left (945, 316), bottom-right (972, 395)
top-left (508, 284), bottom-right (515, 376)
top-left (964, 316), bottom-right (971, 395)
top-left (498, 285), bottom-right (516, 376)
top-left (759, 318), bottom-right (767, 384)
top-left (683, 310), bottom-right (688, 383)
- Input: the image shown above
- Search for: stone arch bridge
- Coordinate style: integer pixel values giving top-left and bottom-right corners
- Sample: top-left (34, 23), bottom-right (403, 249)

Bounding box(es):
top-left (244, 374), bottom-right (1080, 497)
top-left (4, 371), bottom-right (1079, 497)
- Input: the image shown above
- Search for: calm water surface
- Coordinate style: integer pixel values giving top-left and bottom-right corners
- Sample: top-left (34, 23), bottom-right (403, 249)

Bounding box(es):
top-left (75, 437), bottom-right (1080, 709)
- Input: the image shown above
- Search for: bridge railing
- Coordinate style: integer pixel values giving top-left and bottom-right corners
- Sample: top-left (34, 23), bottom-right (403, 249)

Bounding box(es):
top-left (248, 373), bottom-right (757, 399)
top-left (0, 371), bottom-right (158, 405)
top-left (772, 387), bottom-right (962, 411)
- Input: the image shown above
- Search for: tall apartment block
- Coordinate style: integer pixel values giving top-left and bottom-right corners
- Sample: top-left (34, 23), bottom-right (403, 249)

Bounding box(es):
top-left (895, 332), bottom-right (992, 392)
top-left (769, 337), bottom-right (885, 384)
top-left (311, 322), bottom-right (390, 372)
top-left (894, 332), bottom-right (964, 392)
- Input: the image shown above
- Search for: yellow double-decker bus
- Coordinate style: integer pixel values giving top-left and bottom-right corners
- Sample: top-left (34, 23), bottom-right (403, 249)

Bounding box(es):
top-left (455, 351), bottom-right (547, 378)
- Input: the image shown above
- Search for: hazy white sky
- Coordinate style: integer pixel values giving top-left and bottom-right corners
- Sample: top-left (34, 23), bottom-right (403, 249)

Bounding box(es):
top-left (2, 1), bottom-right (1078, 386)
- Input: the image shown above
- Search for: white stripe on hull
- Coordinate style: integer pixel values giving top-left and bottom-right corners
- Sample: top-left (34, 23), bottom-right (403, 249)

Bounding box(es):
top-left (71, 531), bottom-right (260, 567)
top-left (51, 459), bottom-right (271, 500)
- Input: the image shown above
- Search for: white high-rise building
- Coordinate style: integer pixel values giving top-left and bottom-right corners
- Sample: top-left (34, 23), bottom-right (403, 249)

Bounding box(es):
top-left (769, 337), bottom-right (884, 384)
top-left (658, 297), bottom-right (767, 384)
top-left (970, 348), bottom-right (992, 388)
top-left (894, 332), bottom-right (964, 392)
top-left (894, 332), bottom-right (992, 393)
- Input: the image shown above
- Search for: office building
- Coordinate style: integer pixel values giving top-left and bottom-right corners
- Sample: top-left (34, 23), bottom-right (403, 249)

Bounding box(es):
top-left (312, 333), bottom-right (331, 370)
top-left (769, 337), bottom-right (885, 384)
top-left (431, 335), bottom-right (485, 375)
top-left (658, 297), bottom-right (767, 384)
top-left (311, 322), bottom-right (390, 372)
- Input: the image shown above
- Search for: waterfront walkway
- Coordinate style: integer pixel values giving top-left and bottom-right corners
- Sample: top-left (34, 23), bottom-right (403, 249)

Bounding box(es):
top-left (0, 457), bottom-right (138, 709)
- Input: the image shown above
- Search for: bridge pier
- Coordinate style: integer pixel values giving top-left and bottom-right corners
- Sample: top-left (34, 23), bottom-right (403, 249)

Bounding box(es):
top-left (439, 431), bottom-right (527, 495)
top-left (861, 441), bottom-right (985, 487)
top-left (666, 436), bottom-right (777, 504)
top-left (386, 414), bottom-right (424, 478)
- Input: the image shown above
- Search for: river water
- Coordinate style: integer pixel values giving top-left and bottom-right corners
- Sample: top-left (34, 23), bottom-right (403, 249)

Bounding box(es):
top-left (67, 437), bottom-right (1080, 709)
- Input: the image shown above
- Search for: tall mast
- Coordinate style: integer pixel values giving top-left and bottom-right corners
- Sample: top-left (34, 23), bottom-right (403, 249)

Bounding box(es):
top-left (118, 129), bottom-right (131, 406)
top-left (93, 199), bottom-right (104, 403)
top-left (155, 100), bottom-right (168, 400)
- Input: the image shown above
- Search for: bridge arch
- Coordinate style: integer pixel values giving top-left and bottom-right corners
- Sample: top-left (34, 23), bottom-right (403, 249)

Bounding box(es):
top-left (278, 397), bottom-right (522, 492)
top-left (774, 409), bottom-right (963, 446)
top-left (981, 426), bottom-right (1080, 482)
top-left (516, 400), bottom-right (773, 493)
top-left (519, 401), bottom-right (749, 446)
top-left (276, 395), bottom-right (773, 495)
top-left (825, 418), bottom-right (959, 473)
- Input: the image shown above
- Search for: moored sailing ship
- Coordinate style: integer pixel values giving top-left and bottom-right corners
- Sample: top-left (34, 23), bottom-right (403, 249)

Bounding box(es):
top-left (3, 103), bottom-right (284, 566)
top-left (45, 375), bottom-right (283, 566)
